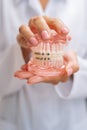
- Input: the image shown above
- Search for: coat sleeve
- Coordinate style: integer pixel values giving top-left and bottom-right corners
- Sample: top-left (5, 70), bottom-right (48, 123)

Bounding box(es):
top-left (55, 56), bottom-right (87, 99)
top-left (0, 0), bottom-right (25, 98)
top-left (54, 18), bottom-right (87, 99)
top-left (0, 43), bottom-right (25, 98)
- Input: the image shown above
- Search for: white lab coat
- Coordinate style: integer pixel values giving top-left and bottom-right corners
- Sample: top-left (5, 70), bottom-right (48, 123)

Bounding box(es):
top-left (0, 0), bottom-right (87, 130)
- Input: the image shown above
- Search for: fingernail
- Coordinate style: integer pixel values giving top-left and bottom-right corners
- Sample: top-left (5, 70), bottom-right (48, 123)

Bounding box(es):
top-left (67, 68), bottom-right (73, 76)
top-left (29, 37), bottom-right (38, 45)
top-left (41, 30), bottom-right (49, 40)
top-left (62, 27), bottom-right (69, 34)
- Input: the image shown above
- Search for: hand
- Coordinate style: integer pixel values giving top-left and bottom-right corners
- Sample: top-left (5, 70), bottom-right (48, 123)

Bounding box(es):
top-left (64, 50), bottom-right (79, 75)
top-left (14, 50), bottom-right (79, 85)
top-left (17, 16), bottom-right (70, 48)
top-left (17, 16), bottom-right (71, 63)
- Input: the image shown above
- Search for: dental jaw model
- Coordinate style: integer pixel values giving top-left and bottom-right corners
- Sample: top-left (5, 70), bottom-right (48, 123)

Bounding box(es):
top-left (15, 33), bottom-right (70, 83)
top-left (28, 35), bottom-right (66, 77)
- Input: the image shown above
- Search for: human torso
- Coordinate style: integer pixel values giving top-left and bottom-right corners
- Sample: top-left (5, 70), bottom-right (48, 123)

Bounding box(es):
top-left (0, 0), bottom-right (87, 130)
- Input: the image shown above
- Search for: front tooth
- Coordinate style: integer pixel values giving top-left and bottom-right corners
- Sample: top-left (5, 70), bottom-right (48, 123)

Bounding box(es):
top-left (46, 43), bottom-right (51, 66)
top-left (31, 41), bottom-right (64, 68)
top-left (50, 43), bottom-right (56, 66)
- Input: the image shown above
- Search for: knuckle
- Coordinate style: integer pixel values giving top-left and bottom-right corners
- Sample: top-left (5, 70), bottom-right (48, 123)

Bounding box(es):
top-left (16, 34), bottom-right (29, 48)
top-left (50, 18), bottom-right (57, 24)
top-left (33, 16), bottom-right (42, 24)
top-left (57, 18), bottom-right (64, 25)
top-left (34, 16), bottom-right (42, 22)
top-left (76, 64), bottom-right (79, 72)
top-left (19, 25), bottom-right (26, 33)
top-left (29, 18), bottom-right (33, 25)
top-left (29, 16), bottom-right (43, 26)
top-left (73, 63), bottom-right (79, 72)
top-left (17, 34), bottom-right (23, 43)
top-left (51, 18), bottom-right (62, 25)
top-left (31, 16), bottom-right (42, 23)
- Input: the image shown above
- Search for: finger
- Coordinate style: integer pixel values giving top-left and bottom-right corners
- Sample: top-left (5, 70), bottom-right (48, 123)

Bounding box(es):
top-left (27, 76), bottom-right (44, 84)
top-left (28, 18), bottom-right (38, 33)
top-left (44, 76), bottom-right (59, 84)
top-left (21, 64), bottom-right (28, 71)
top-left (14, 71), bottom-right (33, 79)
top-left (66, 68), bottom-right (73, 76)
top-left (67, 35), bottom-right (72, 41)
top-left (64, 51), bottom-right (79, 73)
top-left (29, 16), bottom-right (50, 40)
top-left (19, 25), bottom-right (38, 45)
top-left (44, 16), bottom-right (69, 35)
top-left (17, 34), bottom-right (31, 48)
top-left (61, 76), bottom-right (69, 82)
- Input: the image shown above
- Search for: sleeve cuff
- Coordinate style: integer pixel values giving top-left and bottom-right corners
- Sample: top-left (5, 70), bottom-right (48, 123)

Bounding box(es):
top-left (54, 56), bottom-right (87, 99)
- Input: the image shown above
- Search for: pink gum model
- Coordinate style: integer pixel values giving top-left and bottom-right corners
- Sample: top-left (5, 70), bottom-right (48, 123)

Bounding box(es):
top-left (14, 33), bottom-right (71, 84)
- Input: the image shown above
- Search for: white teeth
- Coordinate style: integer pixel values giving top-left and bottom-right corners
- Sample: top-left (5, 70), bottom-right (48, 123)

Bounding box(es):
top-left (31, 42), bottom-right (65, 68)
